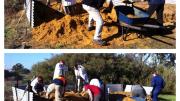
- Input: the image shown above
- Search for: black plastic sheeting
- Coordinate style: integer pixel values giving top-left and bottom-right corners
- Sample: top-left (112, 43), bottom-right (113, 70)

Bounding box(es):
top-left (33, 0), bottom-right (65, 27)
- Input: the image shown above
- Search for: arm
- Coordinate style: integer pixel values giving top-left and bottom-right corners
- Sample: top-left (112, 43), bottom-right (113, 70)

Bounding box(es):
top-left (31, 78), bottom-right (38, 93)
top-left (87, 89), bottom-right (93, 101)
top-left (53, 63), bottom-right (59, 79)
top-left (43, 86), bottom-right (47, 92)
top-left (151, 77), bottom-right (155, 87)
top-left (32, 85), bottom-right (37, 93)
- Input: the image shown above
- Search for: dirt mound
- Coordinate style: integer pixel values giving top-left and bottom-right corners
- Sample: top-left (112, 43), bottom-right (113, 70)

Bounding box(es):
top-left (30, 2), bottom-right (176, 49)
top-left (39, 91), bottom-right (152, 101)
top-left (38, 91), bottom-right (89, 101)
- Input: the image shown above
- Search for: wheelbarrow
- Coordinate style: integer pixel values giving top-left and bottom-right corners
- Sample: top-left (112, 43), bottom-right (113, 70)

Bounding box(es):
top-left (114, 2), bottom-right (164, 41)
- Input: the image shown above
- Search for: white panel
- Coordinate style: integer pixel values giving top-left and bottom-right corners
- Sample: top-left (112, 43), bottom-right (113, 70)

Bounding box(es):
top-left (12, 87), bottom-right (33, 101)
top-left (24, 0), bottom-right (34, 27)
top-left (143, 86), bottom-right (153, 95)
top-left (124, 85), bottom-right (132, 92)
top-left (106, 84), bottom-right (124, 92)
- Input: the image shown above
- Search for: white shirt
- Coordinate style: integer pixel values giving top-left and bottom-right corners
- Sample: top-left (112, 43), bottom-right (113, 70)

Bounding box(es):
top-left (90, 78), bottom-right (101, 88)
top-left (106, 0), bottom-right (134, 6)
top-left (74, 65), bottom-right (89, 83)
top-left (62, 0), bottom-right (76, 6)
top-left (78, 65), bottom-right (89, 82)
top-left (30, 77), bottom-right (46, 93)
top-left (31, 78), bottom-right (38, 93)
top-left (74, 68), bottom-right (80, 77)
top-left (31, 77), bottom-right (38, 87)
top-left (53, 63), bottom-right (68, 79)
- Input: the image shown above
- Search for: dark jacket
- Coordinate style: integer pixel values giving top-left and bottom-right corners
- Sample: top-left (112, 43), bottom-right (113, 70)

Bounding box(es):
top-left (148, 0), bottom-right (165, 4)
top-left (34, 83), bottom-right (44, 93)
top-left (151, 75), bottom-right (165, 89)
top-left (83, 0), bottom-right (105, 9)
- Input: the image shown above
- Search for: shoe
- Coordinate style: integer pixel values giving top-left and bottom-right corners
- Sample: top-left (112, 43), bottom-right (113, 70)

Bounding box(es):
top-left (93, 39), bottom-right (107, 46)
top-left (88, 26), bottom-right (95, 31)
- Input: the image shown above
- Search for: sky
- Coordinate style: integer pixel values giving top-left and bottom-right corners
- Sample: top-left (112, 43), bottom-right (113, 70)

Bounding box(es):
top-left (4, 53), bottom-right (60, 70)
top-left (166, 0), bottom-right (176, 4)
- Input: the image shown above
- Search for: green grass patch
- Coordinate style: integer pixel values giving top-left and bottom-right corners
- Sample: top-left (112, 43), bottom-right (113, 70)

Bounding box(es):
top-left (5, 27), bottom-right (16, 39)
top-left (159, 94), bottom-right (176, 101)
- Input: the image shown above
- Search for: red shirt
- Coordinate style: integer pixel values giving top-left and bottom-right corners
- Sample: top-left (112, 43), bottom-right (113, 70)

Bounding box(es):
top-left (84, 85), bottom-right (101, 96)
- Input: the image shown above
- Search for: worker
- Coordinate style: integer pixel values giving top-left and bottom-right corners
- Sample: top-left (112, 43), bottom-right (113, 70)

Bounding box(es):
top-left (46, 0), bottom-right (76, 15)
top-left (46, 76), bottom-right (66, 101)
top-left (53, 60), bottom-right (68, 79)
top-left (131, 84), bottom-right (147, 101)
top-left (90, 78), bottom-right (105, 101)
top-left (147, 0), bottom-right (165, 26)
top-left (61, 0), bottom-right (76, 15)
top-left (74, 62), bottom-right (89, 92)
top-left (30, 76), bottom-right (46, 94)
top-left (82, 0), bottom-right (107, 46)
top-left (82, 83), bottom-right (102, 101)
top-left (151, 71), bottom-right (165, 101)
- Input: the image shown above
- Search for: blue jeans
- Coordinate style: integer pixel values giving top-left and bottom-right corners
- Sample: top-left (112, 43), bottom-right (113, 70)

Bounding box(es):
top-left (152, 88), bottom-right (161, 101)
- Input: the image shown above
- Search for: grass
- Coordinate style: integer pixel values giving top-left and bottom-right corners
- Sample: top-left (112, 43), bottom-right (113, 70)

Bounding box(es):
top-left (4, 27), bottom-right (16, 40)
top-left (159, 94), bottom-right (176, 101)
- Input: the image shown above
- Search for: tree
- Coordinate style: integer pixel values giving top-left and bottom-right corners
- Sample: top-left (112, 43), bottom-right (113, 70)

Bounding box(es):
top-left (30, 53), bottom-right (176, 94)
top-left (12, 63), bottom-right (30, 74)
top-left (4, 69), bottom-right (14, 78)
top-left (11, 63), bottom-right (30, 81)
top-left (12, 63), bottom-right (24, 73)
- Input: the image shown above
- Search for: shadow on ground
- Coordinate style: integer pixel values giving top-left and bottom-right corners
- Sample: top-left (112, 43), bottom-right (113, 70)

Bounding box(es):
top-left (103, 18), bottom-right (175, 47)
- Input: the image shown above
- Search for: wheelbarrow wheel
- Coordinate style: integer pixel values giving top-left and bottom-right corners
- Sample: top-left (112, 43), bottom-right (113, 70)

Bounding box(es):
top-left (121, 26), bottom-right (128, 41)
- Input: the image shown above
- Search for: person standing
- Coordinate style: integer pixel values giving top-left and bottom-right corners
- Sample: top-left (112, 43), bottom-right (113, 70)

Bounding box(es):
top-left (74, 63), bottom-right (89, 92)
top-left (82, 0), bottom-right (107, 46)
top-left (147, 0), bottom-right (165, 26)
top-left (53, 60), bottom-right (68, 79)
top-left (151, 71), bottom-right (165, 101)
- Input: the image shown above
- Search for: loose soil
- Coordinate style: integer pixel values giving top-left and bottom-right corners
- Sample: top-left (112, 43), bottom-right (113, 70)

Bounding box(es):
top-left (5, 1), bottom-right (176, 49)
top-left (30, 2), bottom-right (176, 49)
top-left (39, 91), bottom-right (152, 101)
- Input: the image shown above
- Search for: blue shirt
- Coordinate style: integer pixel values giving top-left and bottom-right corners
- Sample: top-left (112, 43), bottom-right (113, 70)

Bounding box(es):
top-left (148, 0), bottom-right (165, 4)
top-left (151, 75), bottom-right (165, 89)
